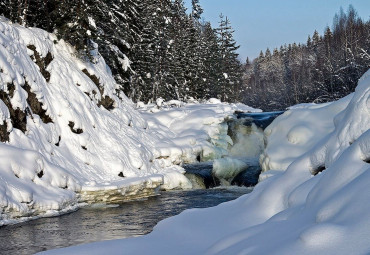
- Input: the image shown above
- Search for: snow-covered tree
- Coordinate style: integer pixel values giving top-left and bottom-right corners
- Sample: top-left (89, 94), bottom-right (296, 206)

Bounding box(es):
top-left (242, 5), bottom-right (370, 110)
top-left (216, 14), bottom-right (242, 102)
top-left (191, 0), bottom-right (203, 20)
top-left (0, 0), bottom-right (247, 104)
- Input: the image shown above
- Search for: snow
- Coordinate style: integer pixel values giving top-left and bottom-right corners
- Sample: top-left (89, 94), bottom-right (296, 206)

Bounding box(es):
top-left (0, 18), bottom-right (260, 224)
top-left (42, 69), bottom-right (370, 255)
top-left (260, 94), bottom-right (352, 172)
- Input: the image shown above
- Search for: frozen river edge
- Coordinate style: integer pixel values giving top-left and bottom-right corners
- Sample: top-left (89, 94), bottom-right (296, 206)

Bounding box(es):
top-left (0, 175), bottom-right (164, 226)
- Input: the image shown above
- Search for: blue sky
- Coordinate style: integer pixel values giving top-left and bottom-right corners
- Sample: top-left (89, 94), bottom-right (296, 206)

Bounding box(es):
top-left (184, 0), bottom-right (370, 62)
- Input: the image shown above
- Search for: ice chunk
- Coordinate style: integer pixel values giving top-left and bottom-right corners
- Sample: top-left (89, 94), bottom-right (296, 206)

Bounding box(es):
top-left (212, 157), bottom-right (248, 185)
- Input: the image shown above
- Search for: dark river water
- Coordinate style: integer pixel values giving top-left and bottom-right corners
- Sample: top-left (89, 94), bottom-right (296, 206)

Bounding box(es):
top-left (0, 187), bottom-right (251, 255)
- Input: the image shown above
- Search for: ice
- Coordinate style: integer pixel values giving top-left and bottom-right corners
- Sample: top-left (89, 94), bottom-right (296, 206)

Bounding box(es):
top-left (160, 170), bottom-right (193, 190)
top-left (212, 157), bottom-right (248, 185)
top-left (139, 99), bottom-right (260, 166)
top-left (229, 122), bottom-right (264, 158)
top-left (184, 173), bottom-right (206, 189)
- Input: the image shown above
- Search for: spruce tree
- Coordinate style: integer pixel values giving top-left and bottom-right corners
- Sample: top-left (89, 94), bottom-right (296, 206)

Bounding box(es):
top-left (191, 0), bottom-right (203, 20)
top-left (216, 14), bottom-right (242, 101)
top-left (201, 22), bottom-right (221, 98)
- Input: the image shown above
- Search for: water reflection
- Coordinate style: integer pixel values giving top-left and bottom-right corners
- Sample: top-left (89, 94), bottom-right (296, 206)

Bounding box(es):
top-left (0, 187), bottom-right (251, 255)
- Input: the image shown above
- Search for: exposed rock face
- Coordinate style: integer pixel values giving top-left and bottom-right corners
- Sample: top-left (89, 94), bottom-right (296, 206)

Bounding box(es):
top-left (0, 122), bottom-right (9, 142)
top-left (23, 82), bottom-right (53, 123)
top-left (27, 45), bottom-right (53, 82)
top-left (82, 68), bottom-right (115, 110)
top-left (0, 85), bottom-right (27, 133)
top-left (68, 121), bottom-right (83, 134)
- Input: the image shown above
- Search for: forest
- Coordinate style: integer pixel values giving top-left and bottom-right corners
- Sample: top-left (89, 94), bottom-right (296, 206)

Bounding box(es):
top-left (243, 5), bottom-right (370, 110)
top-left (0, 0), bottom-right (242, 103)
top-left (1, 2), bottom-right (369, 110)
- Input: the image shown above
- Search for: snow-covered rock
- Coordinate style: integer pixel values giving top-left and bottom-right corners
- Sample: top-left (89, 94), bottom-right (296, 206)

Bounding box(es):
top-left (212, 157), bottom-right (248, 185)
top-left (43, 70), bottom-right (370, 255)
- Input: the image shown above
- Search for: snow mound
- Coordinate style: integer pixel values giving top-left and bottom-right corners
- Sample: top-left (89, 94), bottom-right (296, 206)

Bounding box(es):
top-left (43, 70), bottom-right (370, 255)
top-left (260, 93), bottom-right (352, 172)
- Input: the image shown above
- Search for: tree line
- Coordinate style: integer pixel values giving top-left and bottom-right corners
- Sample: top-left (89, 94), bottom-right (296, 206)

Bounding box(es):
top-left (242, 5), bottom-right (370, 110)
top-left (0, 0), bottom-right (243, 103)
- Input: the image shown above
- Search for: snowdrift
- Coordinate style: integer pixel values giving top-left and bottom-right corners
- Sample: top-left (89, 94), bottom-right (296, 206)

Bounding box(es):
top-left (44, 70), bottom-right (370, 255)
top-left (260, 93), bottom-right (352, 173)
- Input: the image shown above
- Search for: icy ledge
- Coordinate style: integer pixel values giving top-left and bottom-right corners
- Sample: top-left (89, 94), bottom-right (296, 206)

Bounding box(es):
top-left (138, 99), bottom-right (261, 166)
top-left (80, 175), bottom-right (163, 204)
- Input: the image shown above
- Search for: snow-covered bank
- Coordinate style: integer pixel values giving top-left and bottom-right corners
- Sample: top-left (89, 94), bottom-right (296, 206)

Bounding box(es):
top-left (0, 18), bottom-right (260, 224)
top-left (43, 70), bottom-right (370, 254)
top-left (138, 100), bottom-right (262, 187)
top-left (0, 16), bottom-right (171, 223)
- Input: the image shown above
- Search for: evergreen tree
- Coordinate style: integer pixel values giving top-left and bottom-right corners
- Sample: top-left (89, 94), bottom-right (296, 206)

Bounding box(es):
top-left (201, 22), bottom-right (221, 98)
top-left (191, 0), bottom-right (203, 20)
top-left (216, 14), bottom-right (242, 101)
top-left (131, 0), bottom-right (174, 102)
top-left (168, 0), bottom-right (192, 100)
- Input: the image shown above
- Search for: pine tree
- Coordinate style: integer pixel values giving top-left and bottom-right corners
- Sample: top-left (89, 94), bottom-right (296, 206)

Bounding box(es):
top-left (168, 0), bottom-right (191, 100)
top-left (0, 0), bottom-right (247, 104)
top-left (130, 0), bottom-right (175, 102)
top-left (92, 0), bottom-right (137, 96)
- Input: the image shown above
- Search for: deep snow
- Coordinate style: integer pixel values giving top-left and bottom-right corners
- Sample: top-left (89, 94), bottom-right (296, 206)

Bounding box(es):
top-left (41, 69), bottom-right (370, 255)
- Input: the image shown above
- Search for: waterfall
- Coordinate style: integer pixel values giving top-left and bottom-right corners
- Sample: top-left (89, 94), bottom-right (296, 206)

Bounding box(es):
top-left (227, 119), bottom-right (265, 158)
top-left (184, 111), bottom-right (284, 189)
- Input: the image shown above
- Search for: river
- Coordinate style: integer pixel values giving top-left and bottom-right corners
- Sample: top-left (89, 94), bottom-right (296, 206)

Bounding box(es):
top-left (0, 187), bottom-right (251, 255)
